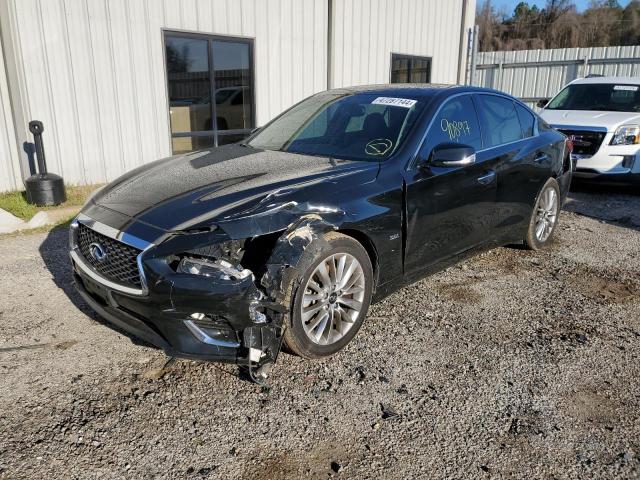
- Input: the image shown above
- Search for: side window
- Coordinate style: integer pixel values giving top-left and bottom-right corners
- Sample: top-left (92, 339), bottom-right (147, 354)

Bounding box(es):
top-left (515, 103), bottom-right (536, 138)
top-left (476, 95), bottom-right (523, 148)
top-left (425, 95), bottom-right (483, 152)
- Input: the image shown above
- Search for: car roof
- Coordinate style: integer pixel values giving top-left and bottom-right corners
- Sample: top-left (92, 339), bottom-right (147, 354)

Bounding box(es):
top-left (328, 83), bottom-right (505, 97)
top-left (570, 76), bottom-right (640, 85)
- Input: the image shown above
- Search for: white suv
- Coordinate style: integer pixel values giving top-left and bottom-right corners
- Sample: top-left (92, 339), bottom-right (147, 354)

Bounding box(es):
top-left (539, 76), bottom-right (640, 185)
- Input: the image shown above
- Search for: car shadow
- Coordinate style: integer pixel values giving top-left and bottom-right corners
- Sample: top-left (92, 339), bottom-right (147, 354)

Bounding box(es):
top-left (38, 226), bottom-right (159, 350)
top-left (563, 182), bottom-right (640, 233)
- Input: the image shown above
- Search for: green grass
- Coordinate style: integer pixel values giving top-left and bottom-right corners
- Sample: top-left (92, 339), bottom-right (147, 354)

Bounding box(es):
top-left (0, 191), bottom-right (39, 220)
top-left (0, 184), bottom-right (102, 221)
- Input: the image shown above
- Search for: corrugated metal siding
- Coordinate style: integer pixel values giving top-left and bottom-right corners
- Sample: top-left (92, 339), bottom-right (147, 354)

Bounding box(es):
top-left (476, 45), bottom-right (640, 109)
top-left (331, 0), bottom-right (471, 87)
top-left (2, 0), bottom-right (328, 190)
top-left (0, 33), bottom-right (21, 192)
top-left (1, 0), bottom-right (474, 192)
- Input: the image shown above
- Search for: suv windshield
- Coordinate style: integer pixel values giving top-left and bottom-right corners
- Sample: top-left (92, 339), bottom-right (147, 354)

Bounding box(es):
top-left (546, 83), bottom-right (640, 112)
top-left (247, 91), bottom-right (428, 161)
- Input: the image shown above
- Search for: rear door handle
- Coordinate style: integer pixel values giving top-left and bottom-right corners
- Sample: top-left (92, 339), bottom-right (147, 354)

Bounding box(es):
top-left (534, 153), bottom-right (548, 163)
top-left (477, 170), bottom-right (496, 185)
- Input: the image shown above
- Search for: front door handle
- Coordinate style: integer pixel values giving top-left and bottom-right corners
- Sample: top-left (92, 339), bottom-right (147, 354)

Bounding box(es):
top-left (534, 153), bottom-right (549, 163)
top-left (477, 170), bottom-right (496, 185)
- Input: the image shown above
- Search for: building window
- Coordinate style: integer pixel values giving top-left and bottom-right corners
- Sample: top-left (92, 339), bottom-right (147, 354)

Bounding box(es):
top-left (164, 32), bottom-right (255, 154)
top-left (390, 54), bottom-right (432, 83)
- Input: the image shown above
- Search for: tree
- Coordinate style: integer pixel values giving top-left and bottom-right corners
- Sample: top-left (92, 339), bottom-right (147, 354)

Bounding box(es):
top-left (476, 0), bottom-right (631, 51)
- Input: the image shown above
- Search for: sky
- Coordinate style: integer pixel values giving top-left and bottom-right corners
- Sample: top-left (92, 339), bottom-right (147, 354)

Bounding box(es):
top-left (496, 0), bottom-right (632, 14)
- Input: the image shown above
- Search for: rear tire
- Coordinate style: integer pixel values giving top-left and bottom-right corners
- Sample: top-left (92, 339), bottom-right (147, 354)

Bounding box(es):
top-left (524, 178), bottom-right (561, 250)
top-left (283, 232), bottom-right (373, 359)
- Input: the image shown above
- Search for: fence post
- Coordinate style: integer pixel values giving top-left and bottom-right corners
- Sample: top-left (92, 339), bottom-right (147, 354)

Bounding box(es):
top-left (465, 27), bottom-right (473, 85)
top-left (469, 25), bottom-right (479, 86)
top-left (583, 57), bottom-right (589, 77)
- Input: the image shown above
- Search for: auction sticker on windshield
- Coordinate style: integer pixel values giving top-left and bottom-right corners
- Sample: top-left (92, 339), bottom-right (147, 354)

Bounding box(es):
top-left (613, 85), bottom-right (639, 91)
top-left (371, 97), bottom-right (417, 108)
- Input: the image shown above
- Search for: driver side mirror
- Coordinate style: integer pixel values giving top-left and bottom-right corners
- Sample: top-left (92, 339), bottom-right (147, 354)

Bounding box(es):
top-left (536, 98), bottom-right (550, 109)
top-left (428, 143), bottom-right (476, 168)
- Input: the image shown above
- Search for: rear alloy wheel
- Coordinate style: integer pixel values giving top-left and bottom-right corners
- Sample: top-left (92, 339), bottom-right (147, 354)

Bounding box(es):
top-left (284, 232), bottom-right (373, 359)
top-left (525, 178), bottom-right (561, 250)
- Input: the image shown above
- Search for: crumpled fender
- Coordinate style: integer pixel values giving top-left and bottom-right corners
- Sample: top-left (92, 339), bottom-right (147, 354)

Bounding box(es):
top-left (241, 214), bottom-right (338, 384)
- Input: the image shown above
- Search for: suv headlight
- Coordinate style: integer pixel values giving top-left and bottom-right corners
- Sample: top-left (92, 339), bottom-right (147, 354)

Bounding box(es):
top-left (610, 125), bottom-right (640, 146)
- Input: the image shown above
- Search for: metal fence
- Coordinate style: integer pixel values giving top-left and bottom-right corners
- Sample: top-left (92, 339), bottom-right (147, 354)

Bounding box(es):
top-left (472, 45), bottom-right (640, 109)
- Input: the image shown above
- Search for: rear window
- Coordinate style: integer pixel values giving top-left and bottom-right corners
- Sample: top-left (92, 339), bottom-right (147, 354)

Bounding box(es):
top-left (475, 95), bottom-right (523, 148)
top-left (546, 83), bottom-right (640, 112)
top-left (515, 103), bottom-right (536, 138)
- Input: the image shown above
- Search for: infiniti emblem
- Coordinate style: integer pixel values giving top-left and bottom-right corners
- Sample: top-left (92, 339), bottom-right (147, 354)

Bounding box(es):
top-left (89, 242), bottom-right (107, 262)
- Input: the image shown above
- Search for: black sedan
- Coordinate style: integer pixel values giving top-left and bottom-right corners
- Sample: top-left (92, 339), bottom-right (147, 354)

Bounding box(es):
top-left (69, 85), bottom-right (572, 382)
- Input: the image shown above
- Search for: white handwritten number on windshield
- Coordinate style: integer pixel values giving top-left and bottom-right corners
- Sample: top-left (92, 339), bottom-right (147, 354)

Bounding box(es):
top-left (441, 119), bottom-right (471, 141)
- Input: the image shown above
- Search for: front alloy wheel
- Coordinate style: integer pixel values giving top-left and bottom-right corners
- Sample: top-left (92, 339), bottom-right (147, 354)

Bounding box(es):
top-left (284, 232), bottom-right (373, 359)
top-left (301, 252), bottom-right (366, 346)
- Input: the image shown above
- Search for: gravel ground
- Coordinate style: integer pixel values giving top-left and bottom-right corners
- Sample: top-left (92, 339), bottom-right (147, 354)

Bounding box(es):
top-left (1, 187), bottom-right (639, 479)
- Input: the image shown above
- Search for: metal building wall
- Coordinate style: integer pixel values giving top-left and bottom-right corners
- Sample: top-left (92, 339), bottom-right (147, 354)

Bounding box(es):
top-left (476, 45), bottom-right (640, 109)
top-left (0, 0), bottom-right (328, 192)
top-left (330, 0), bottom-right (475, 88)
top-left (0, 32), bottom-right (21, 192)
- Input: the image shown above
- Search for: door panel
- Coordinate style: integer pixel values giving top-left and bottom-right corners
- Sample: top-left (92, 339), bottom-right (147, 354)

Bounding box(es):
top-left (404, 160), bottom-right (498, 274)
top-left (475, 95), bottom-right (550, 239)
top-left (403, 95), bottom-right (498, 274)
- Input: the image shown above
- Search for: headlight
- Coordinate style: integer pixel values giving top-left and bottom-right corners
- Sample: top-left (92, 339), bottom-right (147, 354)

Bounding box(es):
top-left (610, 125), bottom-right (640, 146)
top-left (177, 257), bottom-right (252, 281)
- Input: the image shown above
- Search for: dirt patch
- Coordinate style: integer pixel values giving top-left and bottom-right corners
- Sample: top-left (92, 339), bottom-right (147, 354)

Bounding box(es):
top-left (0, 340), bottom-right (78, 353)
top-left (242, 444), bottom-right (347, 480)
top-left (567, 266), bottom-right (639, 304)
top-left (466, 248), bottom-right (529, 275)
top-left (562, 388), bottom-right (622, 425)
top-left (436, 281), bottom-right (483, 304)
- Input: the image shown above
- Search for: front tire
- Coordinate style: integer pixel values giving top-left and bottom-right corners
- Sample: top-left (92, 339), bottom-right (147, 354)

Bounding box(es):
top-left (283, 232), bottom-right (373, 359)
top-left (524, 178), bottom-right (561, 250)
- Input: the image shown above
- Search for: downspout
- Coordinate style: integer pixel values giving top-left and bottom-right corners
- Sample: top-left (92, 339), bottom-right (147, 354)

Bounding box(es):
top-left (456, 0), bottom-right (469, 85)
top-left (327, 0), bottom-right (333, 90)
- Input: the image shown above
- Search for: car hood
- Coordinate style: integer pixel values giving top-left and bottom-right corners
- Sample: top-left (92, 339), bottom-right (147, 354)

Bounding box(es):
top-left (540, 109), bottom-right (640, 131)
top-left (87, 145), bottom-right (379, 235)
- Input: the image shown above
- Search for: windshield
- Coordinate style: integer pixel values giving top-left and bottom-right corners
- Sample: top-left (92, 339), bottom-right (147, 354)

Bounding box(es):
top-left (247, 91), bottom-right (428, 161)
top-left (546, 83), bottom-right (640, 112)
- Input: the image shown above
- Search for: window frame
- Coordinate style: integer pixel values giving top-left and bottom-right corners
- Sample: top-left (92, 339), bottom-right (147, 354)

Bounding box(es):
top-left (410, 93), bottom-right (483, 169)
top-left (409, 92), bottom-right (540, 171)
top-left (163, 30), bottom-right (256, 152)
top-left (474, 93), bottom-right (526, 150)
top-left (390, 53), bottom-right (432, 84)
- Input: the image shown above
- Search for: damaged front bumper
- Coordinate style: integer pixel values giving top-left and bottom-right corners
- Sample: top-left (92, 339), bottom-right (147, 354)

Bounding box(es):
top-left (69, 212), bottom-right (335, 382)
top-left (69, 215), bottom-right (286, 378)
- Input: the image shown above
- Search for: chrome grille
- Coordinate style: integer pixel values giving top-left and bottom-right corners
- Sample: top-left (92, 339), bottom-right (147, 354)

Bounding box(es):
top-left (558, 129), bottom-right (606, 157)
top-left (76, 223), bottom-right (142, 288)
